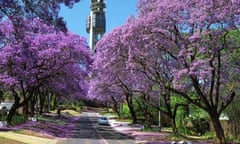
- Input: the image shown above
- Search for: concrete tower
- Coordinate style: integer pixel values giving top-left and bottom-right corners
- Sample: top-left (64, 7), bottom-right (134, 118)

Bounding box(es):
top-left (86, 0), bottom-right (106, 54)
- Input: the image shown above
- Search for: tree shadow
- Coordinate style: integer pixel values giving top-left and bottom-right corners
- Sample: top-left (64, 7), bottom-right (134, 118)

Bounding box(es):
top-left (68, 115), bottom-right (134, 140)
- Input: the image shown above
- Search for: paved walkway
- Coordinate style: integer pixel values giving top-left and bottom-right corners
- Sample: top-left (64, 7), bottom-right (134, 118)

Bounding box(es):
top-left (109, 120), bottom-right (171, 144)
top-left (0, 131), bottom-right (58, 144)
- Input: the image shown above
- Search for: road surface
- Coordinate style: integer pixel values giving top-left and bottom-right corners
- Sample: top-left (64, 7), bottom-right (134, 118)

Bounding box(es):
top-left (57, 112), bottom-right (135, 144)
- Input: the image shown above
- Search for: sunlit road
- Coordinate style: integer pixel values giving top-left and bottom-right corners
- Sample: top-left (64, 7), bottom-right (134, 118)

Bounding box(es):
top-left (57, 112), bottom-right (135, 144)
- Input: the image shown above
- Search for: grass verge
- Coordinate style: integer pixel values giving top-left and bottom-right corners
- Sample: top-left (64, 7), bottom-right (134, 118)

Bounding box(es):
top-left (0, 136), bottom-right (26, 144)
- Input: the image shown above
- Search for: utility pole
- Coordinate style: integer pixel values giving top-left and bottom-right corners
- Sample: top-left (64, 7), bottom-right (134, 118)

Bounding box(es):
top-left (159, 86), bottom-right (162, 129)
top-left (159, 97), bottom-right (161, 128)
top-left (86, 0), bottom-right (106, 54)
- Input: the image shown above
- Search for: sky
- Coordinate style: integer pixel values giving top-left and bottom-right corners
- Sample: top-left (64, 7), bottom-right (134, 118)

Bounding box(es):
top-left (59, 0), bottom-right (138, 40)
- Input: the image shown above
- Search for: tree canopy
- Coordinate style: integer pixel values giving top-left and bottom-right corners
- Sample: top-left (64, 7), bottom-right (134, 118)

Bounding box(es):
top-left (0, 0), bottom-right (80, 31)
top-left (0, 18), bottom-right (90, 124)
top-left (89, 0), bottom-right (240, 143)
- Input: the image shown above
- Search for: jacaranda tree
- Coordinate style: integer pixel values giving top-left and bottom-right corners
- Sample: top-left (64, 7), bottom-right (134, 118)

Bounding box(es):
top-left (89, 25), bottom-right (139, 123)
top-left (90, 0), bottom-right (240, 143)
top-left (126, 0), bottom-right (240, 143)
top-left (121, 16), bottom-right (189, 133)
top-left (89, 22), bottom-right (160, 124)
top-left (0, 0), bottom-right (80, 32)
top-left (0, 18), bottom-right (90, 124)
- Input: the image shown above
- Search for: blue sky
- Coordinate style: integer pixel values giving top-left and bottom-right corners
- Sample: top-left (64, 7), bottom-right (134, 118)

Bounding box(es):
top-left (59, 0), bottom-right (138, 40)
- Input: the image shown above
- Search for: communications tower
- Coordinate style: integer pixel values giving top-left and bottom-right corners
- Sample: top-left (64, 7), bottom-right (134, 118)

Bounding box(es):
top-left (86, 0), bottom-right (106, 54)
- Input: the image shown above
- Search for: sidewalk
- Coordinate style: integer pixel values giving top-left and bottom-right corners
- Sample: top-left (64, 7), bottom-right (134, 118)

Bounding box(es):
top-left (110, 120), bottom-right (143, 133)
top-left (109, 119), bottom-right (169, 143)
top-left (109, 120), bottom-right (214, 144)
top-left (0, 131), bottom-right (58, 144)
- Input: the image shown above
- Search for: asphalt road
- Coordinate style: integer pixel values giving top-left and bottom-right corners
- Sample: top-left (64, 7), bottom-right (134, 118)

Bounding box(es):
top-left (58, 112), bottom-right (135, 144)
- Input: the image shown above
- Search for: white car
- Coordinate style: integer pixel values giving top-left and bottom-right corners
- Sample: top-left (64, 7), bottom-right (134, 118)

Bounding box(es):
top-left (0, 102), bottom-right (14, 110)
top-left (98, 117), bottom-right (110, 125)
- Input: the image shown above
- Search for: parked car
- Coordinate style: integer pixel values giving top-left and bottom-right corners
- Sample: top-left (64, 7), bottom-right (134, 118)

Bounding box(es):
top-left (98, 117), bottom-right (110, 125)
top-left (0, 102), bottom-right (14, 110)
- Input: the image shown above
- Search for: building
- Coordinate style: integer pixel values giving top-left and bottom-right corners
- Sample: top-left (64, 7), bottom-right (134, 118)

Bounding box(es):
top-left (86, 0), bottom-right (106, 54)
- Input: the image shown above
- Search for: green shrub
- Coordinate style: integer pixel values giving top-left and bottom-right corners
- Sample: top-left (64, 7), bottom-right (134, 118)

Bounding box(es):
top-left (119, 103), bottom-right (131, 118)
top-left (62, 101), bottom-right (85, 112)
top-left (226, 135), bottom-right (240, 143)
top-left (0, 114), bottom-right (25, 125)
top-left (11, 115), bottom-right (25, 125)
top-left (191, 118), bottom-right (210, 135)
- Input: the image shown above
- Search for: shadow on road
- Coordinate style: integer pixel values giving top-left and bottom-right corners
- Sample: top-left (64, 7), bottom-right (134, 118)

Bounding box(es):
top-left (68, 115), bottom-right (134, 140)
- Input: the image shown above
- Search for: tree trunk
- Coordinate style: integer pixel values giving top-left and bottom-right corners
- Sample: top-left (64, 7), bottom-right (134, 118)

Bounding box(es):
top-left (52, 95), bottom-right (57, 110)
top-left (8, 88), bottom-right (33, 124)
top-left (113, 103), bottom-right (121, 118)
top-left (171, 115), bottom-right (177, 134)
top-left (30, 97), bottom-right (36, 117)
top-left (23, 101), bottom-right (28, 120)
top-left (7, 106), bottom-right (18, 125)
top-left (210, 112), bottom-right (226, 144)
top-left (7, 91), bottom-right (20, 125)
top-left (39, 94), bottom-right (45, 114)
top-left (0, 90), bottom-right (3, 103)
top-left (126, 93), bottom-right (137, 123)
top-left (144, 112), bottom-right (152, 129)
top-left (111, 96), bottom-right (121, 118)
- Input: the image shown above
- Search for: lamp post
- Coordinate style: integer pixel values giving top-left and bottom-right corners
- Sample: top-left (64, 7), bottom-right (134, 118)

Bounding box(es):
top-left (159, 97), bottom-right (161, 129)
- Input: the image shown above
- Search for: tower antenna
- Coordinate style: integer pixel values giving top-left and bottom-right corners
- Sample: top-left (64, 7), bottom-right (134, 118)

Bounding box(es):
top-left (86, 0), bottom-right (106, 54)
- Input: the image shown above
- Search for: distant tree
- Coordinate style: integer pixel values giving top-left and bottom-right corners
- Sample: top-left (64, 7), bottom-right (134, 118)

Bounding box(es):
top-left (89, 25), bottom-right (154, 124)
top-left (89, 19), bottom-right (167, 127)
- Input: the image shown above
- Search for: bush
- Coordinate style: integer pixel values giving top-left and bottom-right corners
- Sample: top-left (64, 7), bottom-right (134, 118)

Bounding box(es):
top-left (11, 115), bottom-right (25, 125)
top-left (176, 104), bottom-right (210, 136)
top-left (191, 118), bottom-right (210, 135)
top-left (0, 114), bottom-right (25, 125)
top-left (62, 101), bottom-right (85, 113)
top-left (119, 104), bottom-right (131, 118)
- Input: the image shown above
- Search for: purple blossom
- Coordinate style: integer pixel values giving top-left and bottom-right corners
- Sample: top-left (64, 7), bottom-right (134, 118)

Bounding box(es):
top-left (0, 18), bottom-right (90, 101)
